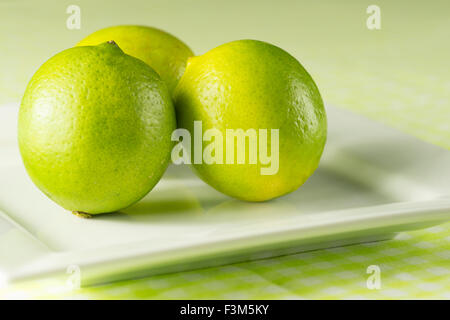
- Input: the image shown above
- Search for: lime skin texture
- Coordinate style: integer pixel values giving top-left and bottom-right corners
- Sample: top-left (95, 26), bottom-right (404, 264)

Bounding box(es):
top-left (18, 42), bottom-right (176, 214)
top-left (174, 40), bottom-right (327, 202)
top-left (77, 25), bottom-right (194, 95)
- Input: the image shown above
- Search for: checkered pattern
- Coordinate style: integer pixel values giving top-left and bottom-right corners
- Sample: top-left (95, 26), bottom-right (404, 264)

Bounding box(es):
top-left (2, 223), bottom-right (449, 299)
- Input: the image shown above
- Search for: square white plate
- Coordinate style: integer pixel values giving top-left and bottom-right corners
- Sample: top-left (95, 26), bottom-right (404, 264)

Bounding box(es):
top-left (0, 103), bottom-right (449, 287)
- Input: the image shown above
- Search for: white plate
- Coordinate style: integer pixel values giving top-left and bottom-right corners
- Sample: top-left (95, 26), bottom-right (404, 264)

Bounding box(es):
top-left (0, 104), bottom-right (449, 287)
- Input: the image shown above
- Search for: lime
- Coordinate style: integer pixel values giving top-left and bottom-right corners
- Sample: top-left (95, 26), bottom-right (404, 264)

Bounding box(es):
top-left (77, 25), bottom-right (193, 94)
top-left (18, 42), bottom-right (176, 215)
top-left (174, 40), bottom-right (327, 201)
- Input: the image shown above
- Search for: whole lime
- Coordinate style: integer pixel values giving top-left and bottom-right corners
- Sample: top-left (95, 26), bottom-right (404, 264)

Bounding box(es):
top-left (174, 40), bottom-right (327, 201)
top-left (18, 42), bottom-right (176, 215)
top-left (77, 25), bottom-right (194, 94)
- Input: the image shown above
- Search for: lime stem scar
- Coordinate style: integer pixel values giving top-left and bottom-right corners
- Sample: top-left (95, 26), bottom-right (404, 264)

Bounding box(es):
top-left (72, 211), bottom-right (92, 219)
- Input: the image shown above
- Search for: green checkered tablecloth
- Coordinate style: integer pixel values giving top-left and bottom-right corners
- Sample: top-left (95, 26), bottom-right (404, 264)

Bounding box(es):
top-left (2, 224), bottom-right (450, 299)
top-left (1, 0), bottom-right (449, 299)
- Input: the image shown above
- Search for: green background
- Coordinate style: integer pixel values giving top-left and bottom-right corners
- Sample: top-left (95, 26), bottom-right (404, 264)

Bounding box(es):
top-left (0, 0), bottom-right (449, 299)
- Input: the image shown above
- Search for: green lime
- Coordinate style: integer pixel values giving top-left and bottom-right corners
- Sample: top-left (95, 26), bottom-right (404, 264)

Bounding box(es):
top-left (77, 25), bottom-right (193, 94)
top-left (18, 42), bottom-right (176, 215)
top-left (174, 40), bottom-right (327, 201)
